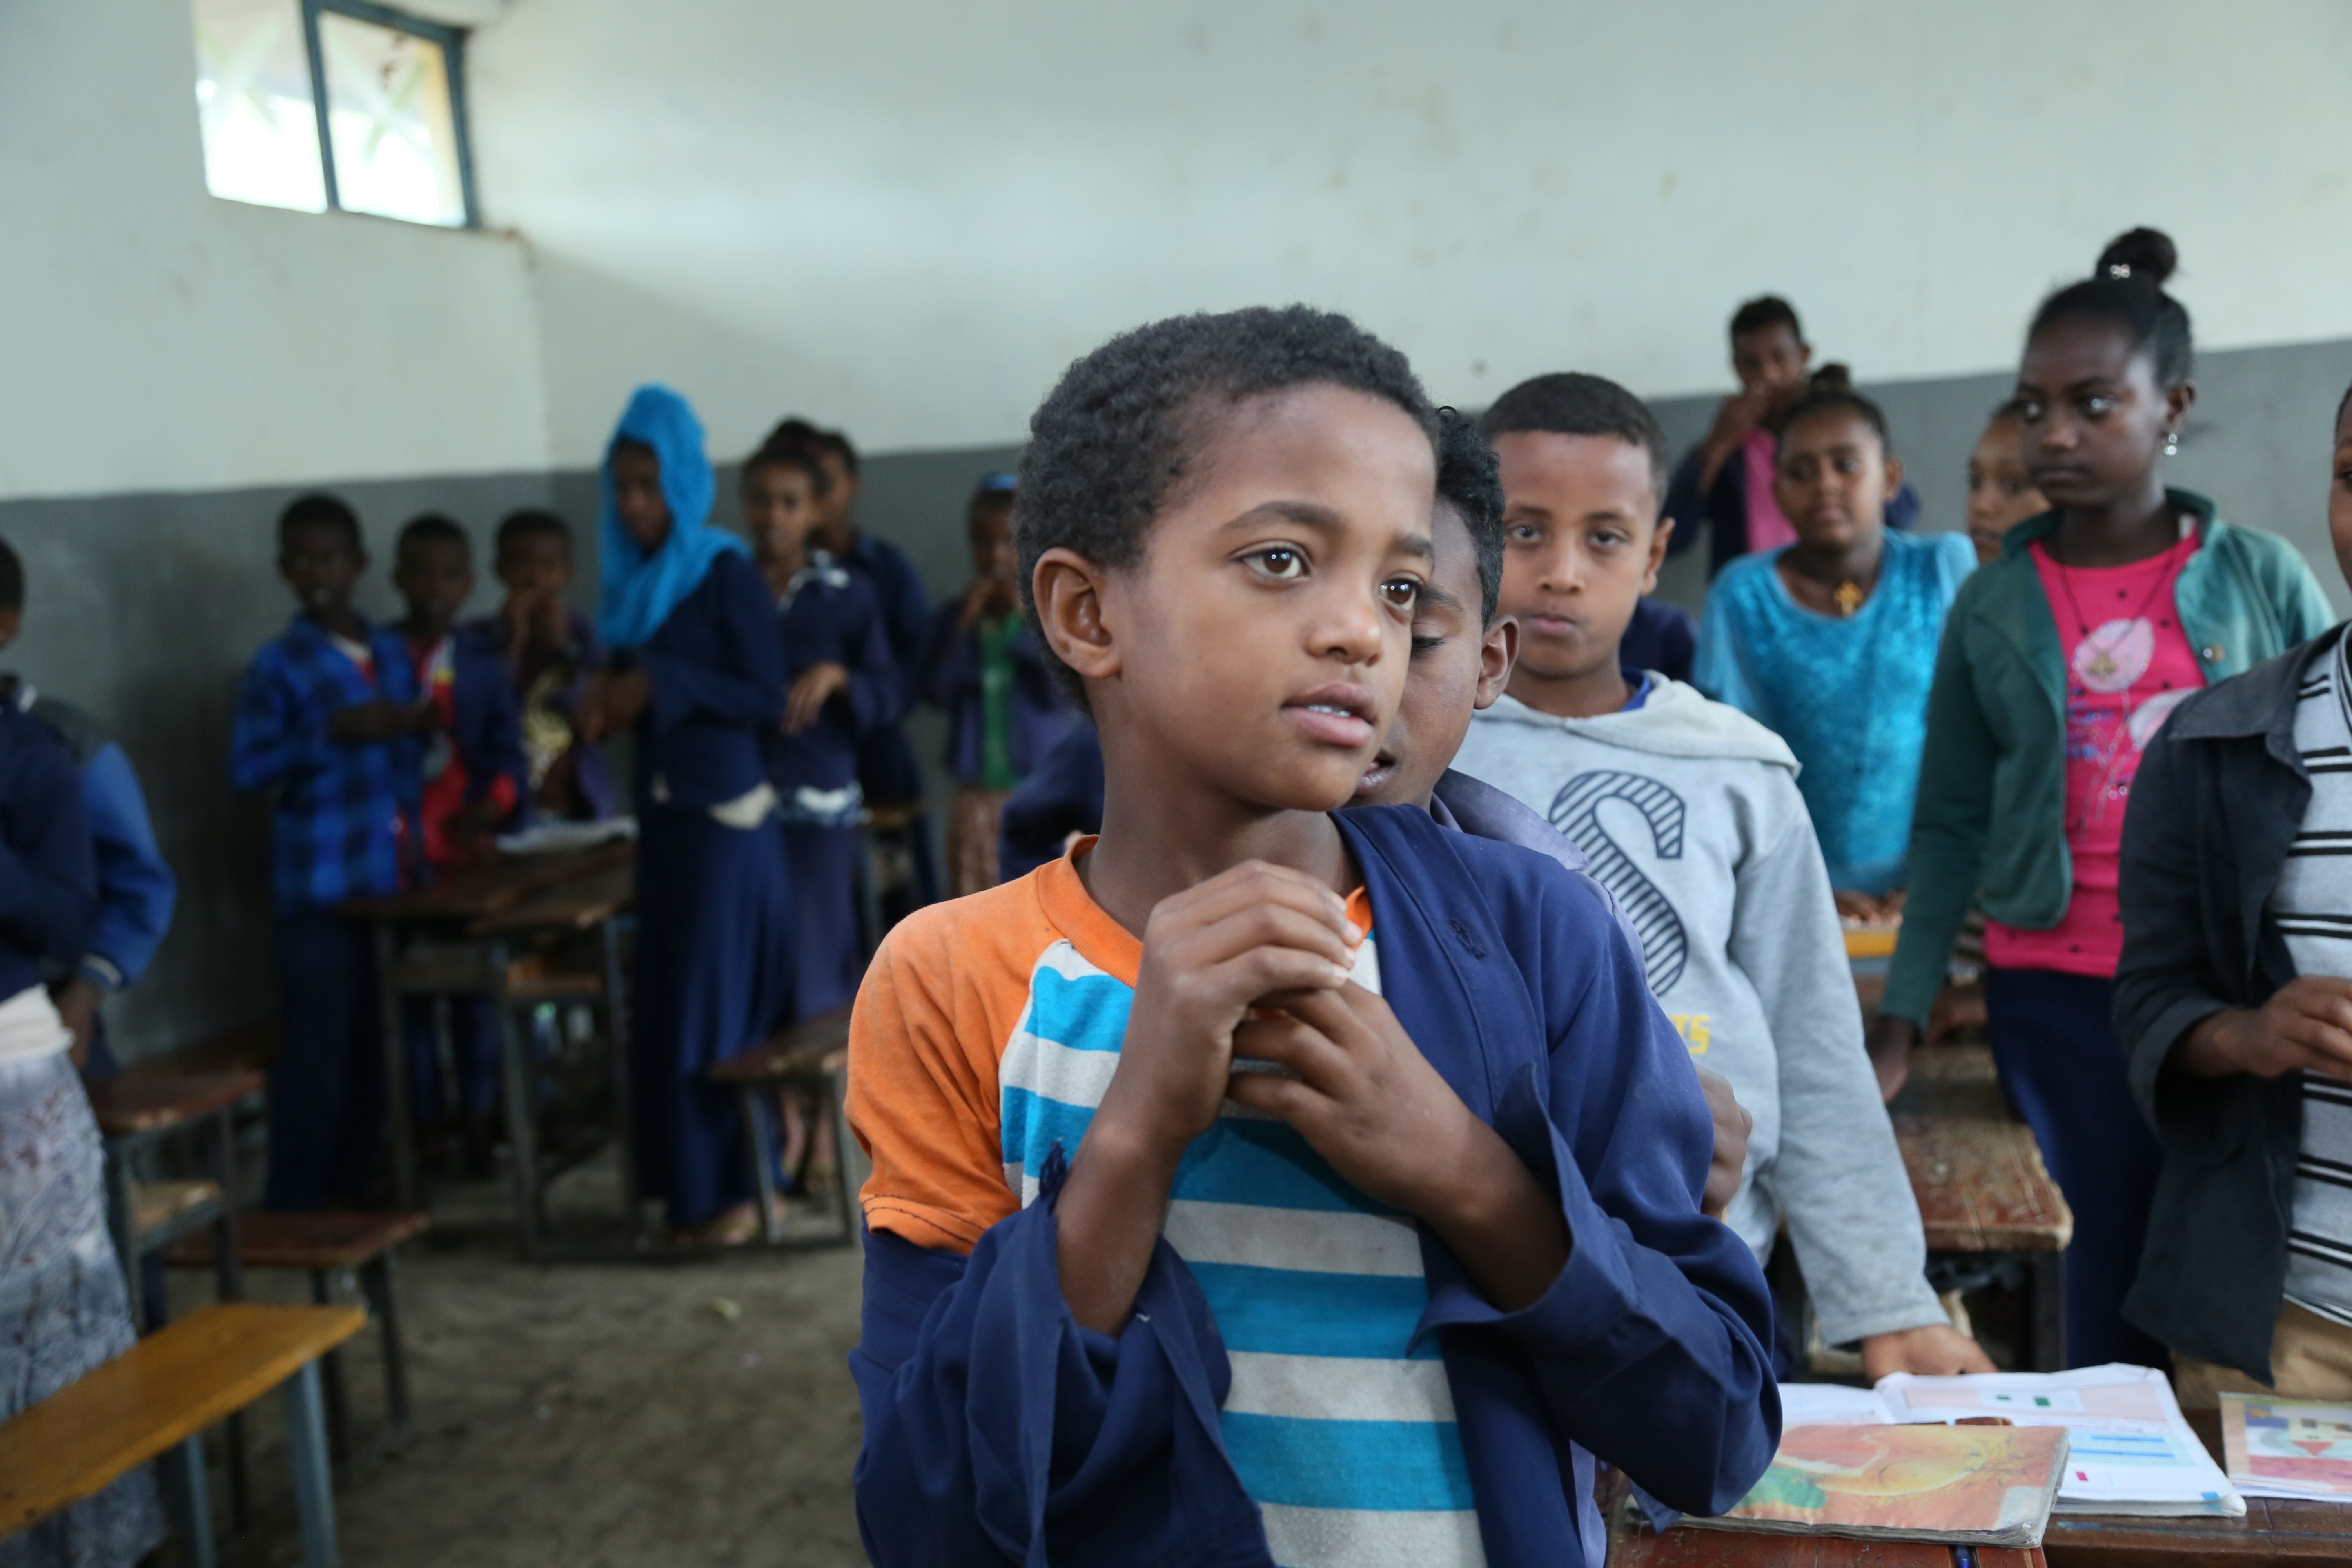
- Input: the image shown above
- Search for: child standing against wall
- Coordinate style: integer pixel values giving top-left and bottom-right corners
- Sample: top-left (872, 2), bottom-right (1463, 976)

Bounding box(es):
top-left (233, 494), bottom-right (432, 1210)
top-left (393, 514), bottom-right (529, 1166)
top-left (915, 474), bottom-right (1069, 895)
top-left (741, 435), bottom-right (902, 1018)
top-left (1692, 369), bottom-right (1976, 907)
top-left (1875, 229), bottom-right (2336, 1368)
top-left (460, 509), bottom-right (617, 822)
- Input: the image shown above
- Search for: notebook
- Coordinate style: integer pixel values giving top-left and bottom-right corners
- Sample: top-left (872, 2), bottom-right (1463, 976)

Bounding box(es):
top-left (1679, 1422), bottom-right (2069, 1548)
top-left (1800, 1364), bottom-right (2244, 1518)
top-left (2218, 1390), bottom-right (2352, 1499)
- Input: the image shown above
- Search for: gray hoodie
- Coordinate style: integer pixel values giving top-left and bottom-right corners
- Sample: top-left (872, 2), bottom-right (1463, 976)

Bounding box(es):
top-left (1454, 678), bottom-right (1944, 1346)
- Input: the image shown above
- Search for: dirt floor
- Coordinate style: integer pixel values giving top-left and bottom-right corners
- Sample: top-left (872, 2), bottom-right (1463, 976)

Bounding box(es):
top-left (182, 1156), bottom-right (871, 1568)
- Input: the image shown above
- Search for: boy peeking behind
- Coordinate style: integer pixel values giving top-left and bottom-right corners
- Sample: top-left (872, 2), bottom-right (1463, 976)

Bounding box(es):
top-left (846, 309), bottom-right (1777, 1568)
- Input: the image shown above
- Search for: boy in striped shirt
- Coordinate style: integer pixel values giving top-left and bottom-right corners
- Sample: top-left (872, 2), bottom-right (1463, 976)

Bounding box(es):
top-left (848, 308), bottom-right (1778, 1568)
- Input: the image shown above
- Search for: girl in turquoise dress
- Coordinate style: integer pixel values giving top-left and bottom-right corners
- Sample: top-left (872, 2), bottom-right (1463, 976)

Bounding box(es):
top-left (1693, 368), bottom-right (1975, 900)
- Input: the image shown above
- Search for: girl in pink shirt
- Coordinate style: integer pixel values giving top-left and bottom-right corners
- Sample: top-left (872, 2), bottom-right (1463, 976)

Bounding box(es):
top-left (1874, 229), bottom-right (2336, 1370)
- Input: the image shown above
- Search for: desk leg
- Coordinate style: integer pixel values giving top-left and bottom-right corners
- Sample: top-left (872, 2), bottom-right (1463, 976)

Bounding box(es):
top-left (740, 1088), bottom-right (783, 1244)
top-left (162, 1431), bottom-right (216, 1568)
top-left (602, 916), bottom-right (642, 1236)
top-left (311, 1269), bottom-right (352, 1462)
top-left (212, 1102), bottom-right (252, 1528)
top-left (283, 1361), bottom-right (341, 1568)
top-left (102, 1142), bottom-right (141, 1330)
top-left (361, 1252), bottom-right (412, 1432)
top-left (857, 830), bottom-right (887, 961)
top-left (823, 1069), bottom-right (856, 1246)
top-left (492, 940), bottom-right (543, 1261)
top-left (2030, 1252), bottom-right (2066, 1372)
top-left (375, 922), bottom-right (418, 1212)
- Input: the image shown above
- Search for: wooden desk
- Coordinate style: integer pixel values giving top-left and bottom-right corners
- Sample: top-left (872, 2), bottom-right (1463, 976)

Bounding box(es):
top-left (1891, 1045), bottom-right (2072, 1371)
top-left (339, 841), bottom-right (637, 1256)
top-left (1600, 1467), bottom-right (2047, 1566)
top-left (2041, 1410), bottom-right (2352, 1565)
top-left (709, 1005), bottom-right (857, 1245)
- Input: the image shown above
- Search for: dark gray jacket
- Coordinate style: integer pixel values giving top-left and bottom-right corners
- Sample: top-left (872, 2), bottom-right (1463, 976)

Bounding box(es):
top-left (2114, 623), bottom-right (2345, 1382)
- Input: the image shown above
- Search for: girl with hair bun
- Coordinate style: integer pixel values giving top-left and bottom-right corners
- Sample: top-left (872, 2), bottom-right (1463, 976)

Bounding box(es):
top-left (1692, 365), bottom-right (1976, 906)
top-left (1875, 229), bottom-right (2336, 1369)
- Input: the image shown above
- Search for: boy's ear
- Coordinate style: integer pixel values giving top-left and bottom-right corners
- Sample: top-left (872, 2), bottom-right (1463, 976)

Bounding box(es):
top-left (1474, 614), bottom-right (1519, 710)
top-left (1641, 514), bottom-right (1674, 597)
top-left (1882, 455), bottom-right (1907, 501)
top-left (1031, 548), bottom-right (1120, 685)
top-left (0, 606), bottom-right (22, 650)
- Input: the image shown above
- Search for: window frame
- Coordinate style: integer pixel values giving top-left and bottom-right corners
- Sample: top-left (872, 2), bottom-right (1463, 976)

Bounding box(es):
top-left (297, 0), bottom-right (480, 228)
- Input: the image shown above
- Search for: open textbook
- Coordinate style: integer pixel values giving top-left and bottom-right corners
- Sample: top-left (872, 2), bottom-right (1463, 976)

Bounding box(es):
top-left (1679, 1422), bottom-right (2069, 1548)
top-left (1781, 1364), bottom-right (2245, 1518)
top-left (2219, 1390), bottom-right (2352, 1499)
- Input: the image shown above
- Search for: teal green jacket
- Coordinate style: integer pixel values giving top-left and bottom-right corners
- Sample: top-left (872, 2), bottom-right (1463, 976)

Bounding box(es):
top-left (1883, 492), bottom-right (2336, 1027)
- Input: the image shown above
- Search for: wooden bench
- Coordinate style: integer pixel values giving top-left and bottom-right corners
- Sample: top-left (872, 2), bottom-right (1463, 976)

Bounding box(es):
top-left (83, 1069), bottom-right (261, 1330)
top-left (171, 1212), bottom-right (430, 1459)
top-left (0, 1303), bottom-right (365, 1568)
top-left (708, 1004), bottom-right (858, 1246)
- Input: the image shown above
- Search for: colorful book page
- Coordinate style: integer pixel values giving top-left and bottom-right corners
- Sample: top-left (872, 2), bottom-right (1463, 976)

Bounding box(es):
top-left (2221, 1392), bottom-right (2352, 1499)
top-left (1682, 1423), bottom-right (2069, 1546)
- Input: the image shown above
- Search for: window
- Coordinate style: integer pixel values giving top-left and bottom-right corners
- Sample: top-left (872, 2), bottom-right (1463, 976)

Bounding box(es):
top-left (192, 0), bottom-right (477, 228)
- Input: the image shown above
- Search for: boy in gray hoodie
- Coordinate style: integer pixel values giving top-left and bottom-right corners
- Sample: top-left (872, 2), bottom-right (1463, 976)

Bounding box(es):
top-left (1452, 372), bottom-right (1991, 1381)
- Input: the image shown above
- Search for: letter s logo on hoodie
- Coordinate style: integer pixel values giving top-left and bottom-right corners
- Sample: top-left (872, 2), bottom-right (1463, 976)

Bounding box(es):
top-left (1548, 770), bottom-right (1689, 995)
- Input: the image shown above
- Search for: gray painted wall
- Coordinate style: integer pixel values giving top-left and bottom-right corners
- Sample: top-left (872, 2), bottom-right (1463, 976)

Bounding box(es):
top-left (5, 341), bottom-right (2344, 1063)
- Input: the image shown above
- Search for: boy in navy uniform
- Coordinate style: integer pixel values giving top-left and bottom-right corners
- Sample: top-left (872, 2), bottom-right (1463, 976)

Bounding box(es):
top-left (233, 494), bottom-right (430, 1210)
top-left (392, 515), bottom-right (528, 1163)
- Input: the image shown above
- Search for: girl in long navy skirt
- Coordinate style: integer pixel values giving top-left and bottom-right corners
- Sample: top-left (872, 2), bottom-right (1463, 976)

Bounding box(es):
top-left (740, 437), bottom-right (903, 1020)
top-left (582, 385), bottom-right (792, 1244)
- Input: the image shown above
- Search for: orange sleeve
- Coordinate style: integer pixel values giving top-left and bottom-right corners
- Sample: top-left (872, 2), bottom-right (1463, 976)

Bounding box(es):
top-left (846, 887), bottom-right (1039, 1254)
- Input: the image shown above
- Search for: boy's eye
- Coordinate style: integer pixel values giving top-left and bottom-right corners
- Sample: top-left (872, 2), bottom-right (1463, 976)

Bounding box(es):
top-left (1380, 577), bottom-right (1422, 610)
top-left (1505, 523), bottom-right (1544, 546)
top-left (1410, 633), bottom-right (1445, 657)
top-left (1243, 546), bottom-right (1307, 581)
top-left (2082, 395), bottom-right (2114, 417)
top-left (2015, 399), bottom-right (2045, 422)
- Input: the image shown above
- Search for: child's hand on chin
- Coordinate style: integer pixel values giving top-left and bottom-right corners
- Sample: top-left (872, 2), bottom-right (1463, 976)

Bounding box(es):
top-left (1096, 861), bottom-right (1358, 1160)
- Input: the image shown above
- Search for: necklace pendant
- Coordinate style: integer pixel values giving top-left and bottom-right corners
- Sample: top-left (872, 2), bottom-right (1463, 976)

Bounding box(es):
top-left (2086, 650), bottom-right (2118, 682)
top-left (1833, 579), bottom-right (1864, 616)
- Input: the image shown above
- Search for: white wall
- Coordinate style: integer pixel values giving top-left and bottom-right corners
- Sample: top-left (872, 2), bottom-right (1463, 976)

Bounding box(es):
top-left (0, 0), bottom-right (550, 501)
top-left (471, 0), bottom-right (2352, 466)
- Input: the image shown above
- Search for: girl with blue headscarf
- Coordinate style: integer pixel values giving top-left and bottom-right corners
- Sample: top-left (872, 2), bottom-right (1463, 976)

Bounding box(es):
top-left (582, 384), bottom-right (793, 1242)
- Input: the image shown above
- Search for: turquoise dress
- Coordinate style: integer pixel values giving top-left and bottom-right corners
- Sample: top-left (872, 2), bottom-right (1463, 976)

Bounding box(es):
top-left (1692, 528), bottom-right (1975, 895)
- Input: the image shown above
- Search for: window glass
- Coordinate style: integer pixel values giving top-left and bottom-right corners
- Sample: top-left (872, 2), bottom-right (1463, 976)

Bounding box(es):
top-left (192, 0), bottom-right (327, 213)
top-left (317, 10), bottom-right (467, 228)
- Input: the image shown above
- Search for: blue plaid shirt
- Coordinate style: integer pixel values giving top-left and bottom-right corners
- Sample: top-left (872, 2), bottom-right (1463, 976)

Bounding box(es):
top-left (232, 614), bottom-right (421, 913)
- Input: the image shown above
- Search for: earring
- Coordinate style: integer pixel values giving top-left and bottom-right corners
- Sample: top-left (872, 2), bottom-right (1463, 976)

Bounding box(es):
top-left (2163, 431), bottom-right (2180, 457)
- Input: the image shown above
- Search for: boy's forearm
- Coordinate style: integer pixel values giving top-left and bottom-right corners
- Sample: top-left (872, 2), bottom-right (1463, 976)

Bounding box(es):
top-left (1419, 1124), bottom-right (1570, 1314)
top-left (1053, 1115), bottom-right (1185, 1334)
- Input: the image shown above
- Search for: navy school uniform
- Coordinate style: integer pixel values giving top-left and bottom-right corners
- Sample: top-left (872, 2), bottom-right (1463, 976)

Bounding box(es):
top-left (455, 609), bottom-right (621, 822)
top-left (764, 555), bottom-right (902, 1019)
top-left (839, 531), bottom-right (940, 906)
top-left (403, 628), bottom-right (532, 1129)
top-left (628, 550), bottom-right (796, 1229)
top-left (0, 702), bottom-right (98, 1007)
top-left (231, 614), bottom-right (422, 1210)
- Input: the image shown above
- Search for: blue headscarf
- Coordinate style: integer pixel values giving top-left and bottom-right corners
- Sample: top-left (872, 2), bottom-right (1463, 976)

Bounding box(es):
top-left (596, 383), bottom-right (747, 650)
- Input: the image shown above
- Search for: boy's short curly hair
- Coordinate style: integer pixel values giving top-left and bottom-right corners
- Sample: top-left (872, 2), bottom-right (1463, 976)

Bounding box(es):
top-left (1434, 409), bottom-right (1504, 625)
top-left (1016, 305), bottom-right (1438, 705)
top-left (1479, 372), bottom-right (1669, 500)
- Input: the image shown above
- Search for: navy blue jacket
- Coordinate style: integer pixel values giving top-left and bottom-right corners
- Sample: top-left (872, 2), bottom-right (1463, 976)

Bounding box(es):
top-left (454, 610), bottom-right (621, 822)
top-left (1622, 597), bottom-right (1698, 686)
top-left (914, 605), bottom-right (1071, 786)
top-left (4, 683), bottom-right (175, 993)
top-left (764, 559), bottom-right (904, 799)
top-left (1664, 441), bottom-right (1920, 579)
top-left (842, 532), bottom-right (935, 805)
top-left (425, 626), bottom-right (530, 829)
top-left (998, 722), bottom-right (1106, 881)
top-left (0, 703), bottom-right (96, 1003)
top-left (850, 804), bottom-right (1780, 1568)
top-left (630, 552), bottom-right (785, 811)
